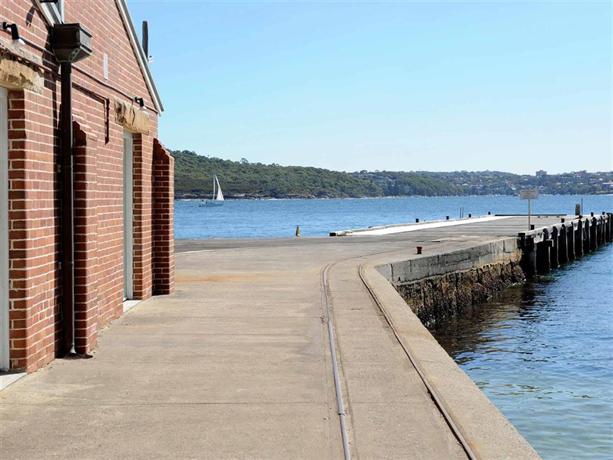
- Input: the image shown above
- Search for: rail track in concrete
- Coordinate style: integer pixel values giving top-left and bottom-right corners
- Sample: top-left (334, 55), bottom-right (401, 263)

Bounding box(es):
top-left (321, 258), bottom-right (476, 459)
top-left (356, 263), bottom-right (478, 460)
top-left (321, 263), bottom-right (352, 460)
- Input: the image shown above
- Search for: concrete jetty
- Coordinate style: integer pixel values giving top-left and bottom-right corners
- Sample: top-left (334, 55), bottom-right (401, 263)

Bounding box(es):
top-left (0, 214), bottom-right (610, 459)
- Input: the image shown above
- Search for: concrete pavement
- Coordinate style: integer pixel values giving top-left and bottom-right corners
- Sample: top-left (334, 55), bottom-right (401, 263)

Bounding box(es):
top-left (0, 216), bottom-right (557, 459)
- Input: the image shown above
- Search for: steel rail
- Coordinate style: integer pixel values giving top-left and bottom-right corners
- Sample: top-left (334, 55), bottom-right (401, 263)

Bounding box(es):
top-left (321, 263), bottom-right (352, 460)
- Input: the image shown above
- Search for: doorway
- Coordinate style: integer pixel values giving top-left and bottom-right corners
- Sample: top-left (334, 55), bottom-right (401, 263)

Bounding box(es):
top-left (0, 88), bottom-right (9, 370)
top-left (123, 131), bottom-right (134, 300)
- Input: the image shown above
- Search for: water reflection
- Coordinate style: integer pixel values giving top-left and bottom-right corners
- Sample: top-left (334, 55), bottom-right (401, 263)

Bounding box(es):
top-left (431, 245), bottom-right (613, 460)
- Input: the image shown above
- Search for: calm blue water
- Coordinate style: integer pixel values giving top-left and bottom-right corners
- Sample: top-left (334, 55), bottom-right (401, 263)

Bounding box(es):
top-left (175, 194), bottom-right (612, 239)
top-left (432, 245), bottom-right (613, 459)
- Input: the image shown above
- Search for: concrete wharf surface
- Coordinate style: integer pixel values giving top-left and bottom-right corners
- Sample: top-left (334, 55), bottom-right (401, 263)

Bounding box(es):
top-left (0, 216), bottom-right (572, 459)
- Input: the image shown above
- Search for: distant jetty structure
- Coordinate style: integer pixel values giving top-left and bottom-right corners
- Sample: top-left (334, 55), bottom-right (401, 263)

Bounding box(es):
top-left (342, 213), bottom-right (612, 330)
top-left (518, 213), bottom-right (612, 277)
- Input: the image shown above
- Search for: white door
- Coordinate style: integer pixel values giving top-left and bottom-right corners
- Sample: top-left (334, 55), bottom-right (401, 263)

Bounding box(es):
top-left (0, 88), bottom-right (9, 370)
top-left (123, 131), bottom-right (134, 300)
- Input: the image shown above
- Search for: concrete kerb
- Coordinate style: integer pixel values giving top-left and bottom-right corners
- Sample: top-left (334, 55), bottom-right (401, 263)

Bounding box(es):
top-left (383, 238), bottom-right (521, 283)
top-left (359, 251), bottom-right (540, 460)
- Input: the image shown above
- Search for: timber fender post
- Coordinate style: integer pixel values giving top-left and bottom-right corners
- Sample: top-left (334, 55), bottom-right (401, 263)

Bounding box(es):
top-left (575, 219), bottom-right (584, 257)
top-left (583, 218), bottom-right (590, 254)
top-left (519, 234), bottom-right (537, 278)
top-left (550, 227), bottom-right (559, 269)
top-left (519, 213), bottom-right (612, 279)
top-left (567, 221), bottom-right (575, 261)
top-left (558, 224), bottom-right (568, 265)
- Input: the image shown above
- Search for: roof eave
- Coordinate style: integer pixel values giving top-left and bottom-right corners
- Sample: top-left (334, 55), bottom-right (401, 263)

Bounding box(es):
top-left (116, 0), bottom-right (164, 113)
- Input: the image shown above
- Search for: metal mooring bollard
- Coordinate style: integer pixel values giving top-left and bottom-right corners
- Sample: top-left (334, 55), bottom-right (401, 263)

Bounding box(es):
top-left (416, 246), bottom-right (423, 255)
top-left (295, 226), bottom-right (301, 237)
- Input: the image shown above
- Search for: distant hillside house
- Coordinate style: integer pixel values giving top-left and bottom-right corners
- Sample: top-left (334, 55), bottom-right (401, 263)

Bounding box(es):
top-left (0, 0), bottom-right (174, 373)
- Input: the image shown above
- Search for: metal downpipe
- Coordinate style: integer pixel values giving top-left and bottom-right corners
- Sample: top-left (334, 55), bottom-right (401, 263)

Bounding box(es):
top-left (60, 61), bottom-right (76, 355)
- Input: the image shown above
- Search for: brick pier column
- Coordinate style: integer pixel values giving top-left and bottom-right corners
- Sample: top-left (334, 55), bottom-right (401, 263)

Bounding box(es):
top-left (7, 89), bottom-right (59, 371)
top-left (73, 122), bottom-right (99, 354)
top-left (152, 139), bottom-right (174, 295)
top-left (132, 134), bottom-right (153, 299)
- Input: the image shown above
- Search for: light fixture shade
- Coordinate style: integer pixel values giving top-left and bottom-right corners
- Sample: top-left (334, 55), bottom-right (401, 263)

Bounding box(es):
top-left (2, 22), bottom-right (20, 41)
top-left (51, 23), bottom-right (92, 63)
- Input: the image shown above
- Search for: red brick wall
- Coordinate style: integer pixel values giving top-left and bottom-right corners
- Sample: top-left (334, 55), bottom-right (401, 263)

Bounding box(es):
top-left (2, 1), bottom-right (173, 371)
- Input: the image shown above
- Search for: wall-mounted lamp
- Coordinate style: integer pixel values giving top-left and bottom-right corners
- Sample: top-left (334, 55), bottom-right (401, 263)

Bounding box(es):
top-left (134, 97), bottom-right (145, 108)
top-left (2, 22), bottom-right (21, 41)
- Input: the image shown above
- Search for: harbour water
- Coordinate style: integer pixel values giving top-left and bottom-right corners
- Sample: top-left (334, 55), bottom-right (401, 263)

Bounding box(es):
top-left (431, 245), bottom-right (613, 460)
top-left (175, 194), bottom-right (612, 239)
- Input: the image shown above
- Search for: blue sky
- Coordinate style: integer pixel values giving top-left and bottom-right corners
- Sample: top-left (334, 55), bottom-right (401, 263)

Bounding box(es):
top-left (128, 1), bottom-right (612, 174)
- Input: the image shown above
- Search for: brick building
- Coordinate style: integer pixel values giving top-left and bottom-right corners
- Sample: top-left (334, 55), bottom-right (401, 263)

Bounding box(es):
top-left (0, 0), bottom-right (174, 373)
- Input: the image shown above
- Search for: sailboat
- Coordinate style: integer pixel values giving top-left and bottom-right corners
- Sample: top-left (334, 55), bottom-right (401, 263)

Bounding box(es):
top-left (199, 175), bottom-right (224, 207)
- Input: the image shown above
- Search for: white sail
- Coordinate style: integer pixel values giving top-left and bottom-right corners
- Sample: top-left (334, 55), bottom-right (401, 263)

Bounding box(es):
top-left (215, 176), bottom-right (224, 201)
top-left (199, 175), bottom-right (224, 207)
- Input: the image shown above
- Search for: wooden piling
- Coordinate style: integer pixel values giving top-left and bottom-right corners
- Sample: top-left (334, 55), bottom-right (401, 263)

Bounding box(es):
top-left (536, 229), bottom-right (551, 274)
top-left (558, 225), bottom-right (568, 264)
top-left (575, 219), bottom-right (584, 257)
top-left (519, 214), bottom-right (610, 280)
top-left (598, 216), bottom-right (605, 245)
top-left (520, 235), bottom-right (538, 278)
top-left (583, 219), bottom-right (590, 254)
top-left (567, 222), bottom-right (576, 261)
top-left (550, 227), bottom-right (559, 269)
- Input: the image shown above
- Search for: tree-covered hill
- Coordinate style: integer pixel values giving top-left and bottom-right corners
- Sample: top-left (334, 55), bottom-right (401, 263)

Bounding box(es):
top-left (171, 150), bottom-right (613, 198)
top-left (172, 150), bottom-right (385, 198)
